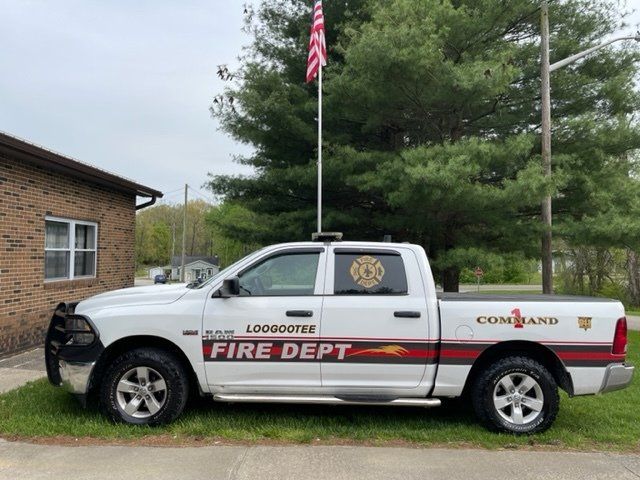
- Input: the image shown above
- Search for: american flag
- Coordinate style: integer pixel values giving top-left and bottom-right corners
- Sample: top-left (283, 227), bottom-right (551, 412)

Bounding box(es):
top-left (306, 0), bottom-right (327, 83)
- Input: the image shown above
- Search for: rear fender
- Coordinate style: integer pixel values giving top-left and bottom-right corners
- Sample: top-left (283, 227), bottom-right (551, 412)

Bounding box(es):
top-left (461, 341), bottom-right (574, 397)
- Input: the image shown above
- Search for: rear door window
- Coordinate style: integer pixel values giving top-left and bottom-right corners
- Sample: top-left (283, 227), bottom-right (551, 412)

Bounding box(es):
top-left (333, 252), bottom-right (408, 295)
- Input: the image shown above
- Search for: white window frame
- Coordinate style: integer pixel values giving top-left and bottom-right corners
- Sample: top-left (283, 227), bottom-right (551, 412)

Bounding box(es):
top-left (45, 216), bottom-right (98, 281)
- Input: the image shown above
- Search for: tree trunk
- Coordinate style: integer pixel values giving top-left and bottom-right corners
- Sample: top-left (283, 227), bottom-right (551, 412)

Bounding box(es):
top-left (441, 225), bottom-right (460, 292)
top-left (442, 267), bottom-right (460, 292)
top-left (627, 249), bottom-right (640, 307)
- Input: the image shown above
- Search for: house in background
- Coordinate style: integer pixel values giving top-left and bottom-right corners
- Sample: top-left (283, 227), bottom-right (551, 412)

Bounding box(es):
top-left (148, 266), bottom-right (166, 279)
top-left (0, 132), bottom-right (162, 356)
top-left (164, 255), bottom-right (219, 282)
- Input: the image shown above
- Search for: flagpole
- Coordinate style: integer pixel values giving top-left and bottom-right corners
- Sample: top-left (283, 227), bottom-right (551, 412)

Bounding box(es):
top-left (317, 64), bottom-right (323, 233)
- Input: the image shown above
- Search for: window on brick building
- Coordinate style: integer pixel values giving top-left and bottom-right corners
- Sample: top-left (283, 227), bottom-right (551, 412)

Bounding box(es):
top-left (45, 217), bottom-right (97, 280)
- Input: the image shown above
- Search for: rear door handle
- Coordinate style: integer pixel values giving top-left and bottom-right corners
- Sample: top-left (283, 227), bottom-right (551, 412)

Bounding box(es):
top-left (286, 310), bottom-right (314, 317)
top-left (394, 311), bottom-right (421, 318)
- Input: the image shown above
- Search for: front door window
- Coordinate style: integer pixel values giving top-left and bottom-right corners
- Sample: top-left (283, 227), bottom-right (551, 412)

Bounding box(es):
top-left (238, 252), bottom-right (320, 296)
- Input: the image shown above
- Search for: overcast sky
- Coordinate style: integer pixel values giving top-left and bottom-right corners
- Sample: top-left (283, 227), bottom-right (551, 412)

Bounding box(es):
top-left (0, 0), bottom-right (253, 204)
top-left (1, 1), bottom-right (639, 206)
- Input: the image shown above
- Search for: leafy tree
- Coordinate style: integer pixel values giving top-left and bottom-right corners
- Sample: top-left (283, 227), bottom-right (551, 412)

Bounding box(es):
top-left (208, 0), bottom-right (640, 291)
top-left (184, 200), bottom-right (213, 256)
top-left (205, 203), bottom-right (265, 267)
top-left (135, 216), bottom-right (153, 267)
top-left (135, 219), bottom-right (171, 266)
top-left (135, 200), bottom-right (217, 267)
top-left (150, 222), bottom-right (171, 264)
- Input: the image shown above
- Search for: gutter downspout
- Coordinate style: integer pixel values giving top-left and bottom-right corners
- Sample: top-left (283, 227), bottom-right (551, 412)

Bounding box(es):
top-left (135, 195), bottom-right (158, 210)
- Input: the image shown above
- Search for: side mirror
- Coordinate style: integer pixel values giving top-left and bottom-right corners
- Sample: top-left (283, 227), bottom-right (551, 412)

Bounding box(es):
top-left (217, 276), bottom-right (240, 298)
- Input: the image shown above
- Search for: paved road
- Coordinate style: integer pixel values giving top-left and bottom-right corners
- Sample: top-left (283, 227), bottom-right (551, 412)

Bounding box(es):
top-left (0, 439), bottom-right (638, 480)
top-left (459, 284), bottom-right (542, 292)
top-left (628, 315), bottom-right (640, 331)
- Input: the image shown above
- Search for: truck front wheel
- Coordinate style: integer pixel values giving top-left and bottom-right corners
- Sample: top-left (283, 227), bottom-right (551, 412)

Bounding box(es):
top-left (99, 348), bottom-right (189, 425)
top-left (471, 356), bottom-right (559, 434)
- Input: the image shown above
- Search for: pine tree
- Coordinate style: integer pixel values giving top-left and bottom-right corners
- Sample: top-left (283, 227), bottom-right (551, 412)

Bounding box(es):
top-left (208, 0), bottom-right (640, 291)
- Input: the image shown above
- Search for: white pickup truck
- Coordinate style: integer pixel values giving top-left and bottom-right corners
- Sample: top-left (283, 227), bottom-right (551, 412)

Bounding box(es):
top-left (45, 236), bottom-right (634, 434)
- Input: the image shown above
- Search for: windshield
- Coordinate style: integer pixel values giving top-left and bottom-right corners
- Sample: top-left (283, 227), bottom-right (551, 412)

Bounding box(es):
top-left (194, 247), bottom-right (266, 289)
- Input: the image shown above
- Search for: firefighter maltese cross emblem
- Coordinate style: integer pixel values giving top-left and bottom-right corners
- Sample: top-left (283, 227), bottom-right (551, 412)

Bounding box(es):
top-left (578, 316), bottom-right (592, 331)
top-left (350, 255), bottom-right (385, 289)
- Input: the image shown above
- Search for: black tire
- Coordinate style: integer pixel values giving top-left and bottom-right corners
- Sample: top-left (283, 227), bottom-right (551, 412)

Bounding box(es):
top-left (471, 356), bottom-right (559, 434)
top-left (99, 347), bottom-right (189, 425)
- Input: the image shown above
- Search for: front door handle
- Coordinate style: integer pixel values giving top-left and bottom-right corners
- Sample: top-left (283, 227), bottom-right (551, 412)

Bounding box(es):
top-left (286, 310), bottom-right (313, 318)
top-left (394, 311), bottom-right (421, 318)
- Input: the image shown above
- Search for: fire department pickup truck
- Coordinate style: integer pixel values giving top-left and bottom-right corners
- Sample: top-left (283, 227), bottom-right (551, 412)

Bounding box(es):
top-left (45, 235), bottom-right (634, 434)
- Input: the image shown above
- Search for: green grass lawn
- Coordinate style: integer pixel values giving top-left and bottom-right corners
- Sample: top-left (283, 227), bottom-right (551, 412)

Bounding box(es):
top-left (0, 332), bottom-right (638, 451)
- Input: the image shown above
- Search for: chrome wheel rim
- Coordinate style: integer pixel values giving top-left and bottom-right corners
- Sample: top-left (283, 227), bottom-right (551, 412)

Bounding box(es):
top-left (115, 366), bottom-right (167, 419)
top-left (492, 373), bottom-right (544, 426)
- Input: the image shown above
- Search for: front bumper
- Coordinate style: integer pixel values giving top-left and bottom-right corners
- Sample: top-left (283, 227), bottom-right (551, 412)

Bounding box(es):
top-left (58, 360), bottom-right (96, 394)
top-left (600, 363), bottom-right (634, 393)
top-left (45, 303), bottom-right (103, 397)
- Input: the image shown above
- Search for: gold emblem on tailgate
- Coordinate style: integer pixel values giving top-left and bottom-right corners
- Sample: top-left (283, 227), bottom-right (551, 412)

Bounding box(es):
top-left (578, 317), bottom-right (592, 331)
top-left (350, 255), bottom-right (385, 288)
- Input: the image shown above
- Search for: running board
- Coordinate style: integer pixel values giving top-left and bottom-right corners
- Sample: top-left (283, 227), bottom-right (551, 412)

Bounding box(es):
top-left (212, 393), bottom-right (441, 408)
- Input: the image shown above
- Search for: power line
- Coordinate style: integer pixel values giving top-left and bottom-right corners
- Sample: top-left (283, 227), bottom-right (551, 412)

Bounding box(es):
top-left (155, 192), bottom-right (185, 205)
top-left (162, 186), bottom-right (185, 196)
top-left (141, 186), bottom-right (216, 207)
top-left (160, 191), bottom-right (185, 199)
top-left (187, 185), bottom-right (217, 205)
top-left (188, 185), bottom-right (214, 203)
top-left (156, 189), bottom-right (188, 203)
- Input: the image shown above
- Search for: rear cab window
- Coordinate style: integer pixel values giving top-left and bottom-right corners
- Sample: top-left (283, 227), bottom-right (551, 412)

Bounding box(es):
top-left (332, 249), bottom-right (408, 295)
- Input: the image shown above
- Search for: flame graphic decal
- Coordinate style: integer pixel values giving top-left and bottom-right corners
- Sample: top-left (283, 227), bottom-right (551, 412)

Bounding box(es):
top-left (347, 344), bottom-right (409, 357)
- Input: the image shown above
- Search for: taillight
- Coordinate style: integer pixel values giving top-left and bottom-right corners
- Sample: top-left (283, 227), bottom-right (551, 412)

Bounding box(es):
top-left (612, 317), bottom-right (628, 355)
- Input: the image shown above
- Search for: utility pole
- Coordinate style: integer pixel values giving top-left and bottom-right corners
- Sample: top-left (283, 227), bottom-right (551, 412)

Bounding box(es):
top-left (171, 222), bottom-right (176, 259)
top-left (540, 1), bottom-right (553, 294)
top-left (539, 0), bottom-right (639, 294)
top-left (181, 184), bottom-right (187, 283)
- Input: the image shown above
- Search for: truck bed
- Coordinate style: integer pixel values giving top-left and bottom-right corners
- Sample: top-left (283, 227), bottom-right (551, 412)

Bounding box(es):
top-left (437, 292), bottom-right (618, 303)
top-left (434, 291), bottom-right (626, 397)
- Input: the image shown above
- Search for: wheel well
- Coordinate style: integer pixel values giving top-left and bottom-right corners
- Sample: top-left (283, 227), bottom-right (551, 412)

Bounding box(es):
top-left (462, 341), bottom-right (574, 397)
top-left (89, 336), bottom-right (200, 396)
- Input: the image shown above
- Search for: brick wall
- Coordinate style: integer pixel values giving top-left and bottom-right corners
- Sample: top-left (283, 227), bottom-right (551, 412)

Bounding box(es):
top-left (0, 152), bottom-right (136, 356)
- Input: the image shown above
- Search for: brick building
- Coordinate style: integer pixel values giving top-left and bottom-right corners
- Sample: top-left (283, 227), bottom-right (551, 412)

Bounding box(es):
top-left (0, 132), bottom-right (162, 356)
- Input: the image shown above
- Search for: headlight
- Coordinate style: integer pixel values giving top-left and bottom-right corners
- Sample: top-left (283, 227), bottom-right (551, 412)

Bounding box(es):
top-left (64, 316), bottom-right (95, 345)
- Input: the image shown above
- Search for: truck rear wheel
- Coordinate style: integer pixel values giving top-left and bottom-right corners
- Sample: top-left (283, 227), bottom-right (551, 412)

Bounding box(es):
top-left (471, 356), bottom-right (559, 434)
top-left (99, 348), bottom-right (189, 425)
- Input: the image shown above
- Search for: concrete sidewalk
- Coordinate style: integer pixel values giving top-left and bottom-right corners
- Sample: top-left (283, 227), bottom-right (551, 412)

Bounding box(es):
top-left (0, 348), bottom-right (46, 394)
top-left (0, 439), bottom-right (638, 480)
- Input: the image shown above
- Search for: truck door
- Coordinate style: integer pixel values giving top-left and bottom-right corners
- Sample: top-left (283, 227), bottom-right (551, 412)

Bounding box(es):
top-left (320, 247), bottom-right (431, 390)
top-left (202, 247), bottom-right (326, 389)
